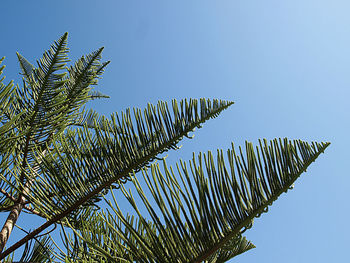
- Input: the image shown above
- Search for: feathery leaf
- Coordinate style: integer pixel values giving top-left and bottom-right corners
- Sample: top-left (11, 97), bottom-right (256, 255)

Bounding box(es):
top-left (0, 99), bottom-right (233, 258)
top-left (68, 138), bottom-right (328, 262)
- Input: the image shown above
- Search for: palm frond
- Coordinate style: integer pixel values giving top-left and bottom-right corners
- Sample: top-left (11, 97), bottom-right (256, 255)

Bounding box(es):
top-left (13, 35), bottom-right (110, 150)
top-left (0, 57), bottom-right (24, 151)
top-left (11, 32), bottom-right (70, 158)
top-left (0, 34), bottom-right (72, 231)
top-left (60, 214), bottom-right (132, 262)
top-left (0, 99), bottom-right (233, 258)
top-left (61, 211), bottom-right (254, 263)
top-left (0, 33), bottom-right (112, 259)
top-left (0, 58), bottom-right (28, 199)
top-left (0, 57), bottom-right (16, 117)
top-left (26, 99), bottom-right (232, 218)
top-left (63, 48), bottom-right (110, 111)
top-left (0, 33), bottom-right (112, 211)
top-left (70, 138), bottom-right (328, 263)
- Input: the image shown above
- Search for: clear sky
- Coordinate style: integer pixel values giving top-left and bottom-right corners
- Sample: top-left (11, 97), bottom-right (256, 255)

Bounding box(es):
top-left (1, 1), bottom-right (349, 262)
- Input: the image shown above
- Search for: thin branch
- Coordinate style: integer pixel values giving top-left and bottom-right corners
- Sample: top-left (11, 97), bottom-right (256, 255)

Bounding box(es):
top-left (23, 205), bottom-right (42, 216)
top-left (0, 147), bottom-right (49, 255)
top-left (0, 188), bottom-right (16, 203)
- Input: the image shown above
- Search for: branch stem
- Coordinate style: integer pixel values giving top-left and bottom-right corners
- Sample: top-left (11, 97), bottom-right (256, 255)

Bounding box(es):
top-left (0, 189), bottom-right (16, 203)
top-left (0, 189), bottom-right (27, 253)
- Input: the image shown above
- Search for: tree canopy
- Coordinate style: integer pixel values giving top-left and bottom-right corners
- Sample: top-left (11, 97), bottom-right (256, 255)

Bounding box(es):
top-left (0, 33), bottom-right (329, 262)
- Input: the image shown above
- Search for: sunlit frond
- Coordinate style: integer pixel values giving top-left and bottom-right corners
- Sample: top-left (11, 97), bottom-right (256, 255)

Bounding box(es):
top-left (64, 48), bottom-right (109, 109)
top-left (0, 99), bottom-right (233, 258)
top-left (0, 32), bottom-right (331, 263)
top-left (0, 57), bottom-right (23, 150)
top-left (61, 211), bottom-right (254, 263)
top-left (24, 99), bottom-right (232, 219)
top-left (12, 32), bottom-right (70, 155)
top-left (68, 138), bottom-right (328, 263)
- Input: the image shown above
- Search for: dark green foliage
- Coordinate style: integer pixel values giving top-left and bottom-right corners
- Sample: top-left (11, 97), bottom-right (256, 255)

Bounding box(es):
top-left (0, 33), bottom-right (329, 262)
top-left (62, 139), bottom-right (328, 262)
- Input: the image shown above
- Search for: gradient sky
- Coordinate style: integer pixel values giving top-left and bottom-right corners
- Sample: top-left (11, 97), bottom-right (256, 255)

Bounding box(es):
top-left (1, 1), bottom-right (349, 262)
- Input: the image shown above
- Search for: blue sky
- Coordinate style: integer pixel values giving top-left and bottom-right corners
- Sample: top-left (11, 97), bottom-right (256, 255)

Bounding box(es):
top-left (1, 1), bottom-right (349, 262)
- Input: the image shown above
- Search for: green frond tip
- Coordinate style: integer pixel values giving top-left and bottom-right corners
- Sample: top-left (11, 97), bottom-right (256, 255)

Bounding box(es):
top-left (205, 235), bottom-right (255, 262)
top-left (16, 52), bottom-right (35, 78)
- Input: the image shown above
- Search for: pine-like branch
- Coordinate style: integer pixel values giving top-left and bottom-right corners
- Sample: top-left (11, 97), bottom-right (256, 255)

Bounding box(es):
top-left (0, 99), bottom-right (233, 259)
top-left (66, 138), bottom-right (329, 262)
top-left (0, 32), bottom-right (69, 254)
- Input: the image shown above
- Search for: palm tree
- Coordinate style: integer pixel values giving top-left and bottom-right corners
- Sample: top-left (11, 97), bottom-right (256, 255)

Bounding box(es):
top-left (0, 33), bottom-right (329, 262)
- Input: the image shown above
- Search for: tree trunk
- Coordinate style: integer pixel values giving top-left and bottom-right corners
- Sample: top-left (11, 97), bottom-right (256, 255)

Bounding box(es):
top-left (0, 148), bottom-right (48, 255)
top-left (0, 194), bottom-right (26, 253)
